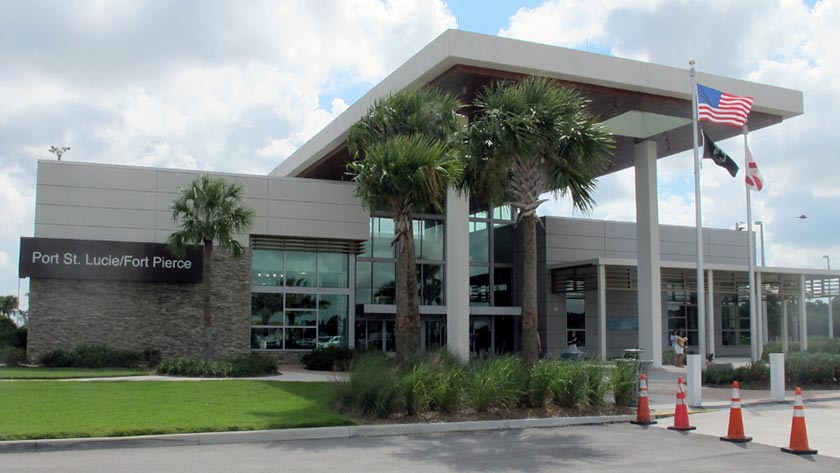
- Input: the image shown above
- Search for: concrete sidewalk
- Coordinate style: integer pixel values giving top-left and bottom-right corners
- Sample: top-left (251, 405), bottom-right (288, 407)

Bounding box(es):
top-left (54, 364), bottom-right (348, 383)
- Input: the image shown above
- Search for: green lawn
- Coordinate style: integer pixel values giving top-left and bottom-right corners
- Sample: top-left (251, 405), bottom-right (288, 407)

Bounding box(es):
top-left (0, 380), bottom-right (352, 440)
top-left (0, 367), bottom-right (151, 379)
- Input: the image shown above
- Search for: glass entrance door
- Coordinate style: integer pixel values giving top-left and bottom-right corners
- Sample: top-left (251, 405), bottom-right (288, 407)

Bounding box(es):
top-left (422, 318), bottom-right (446, 352)
top-left (354, 315), bottom-right (396, 353)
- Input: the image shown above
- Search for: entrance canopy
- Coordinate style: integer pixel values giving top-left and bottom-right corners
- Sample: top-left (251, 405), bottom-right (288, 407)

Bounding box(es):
top-left (272, 29), bottom-right (803, 180)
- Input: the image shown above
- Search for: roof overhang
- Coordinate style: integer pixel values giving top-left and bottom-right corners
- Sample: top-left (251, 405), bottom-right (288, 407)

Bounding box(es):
top-left (272, 29), bottom-right (804, 180)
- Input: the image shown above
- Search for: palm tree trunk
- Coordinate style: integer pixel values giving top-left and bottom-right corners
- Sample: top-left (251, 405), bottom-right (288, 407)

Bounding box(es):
top-left (395, 214), bottom-right (421, 360)
top-left (521, 213), bottom-right (539, 366)
top-left (203, 240), bottom-right (213, 360)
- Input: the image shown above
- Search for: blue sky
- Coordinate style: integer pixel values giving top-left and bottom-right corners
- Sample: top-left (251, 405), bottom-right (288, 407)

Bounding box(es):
top-left (0, 0), bottom-right (837, 310)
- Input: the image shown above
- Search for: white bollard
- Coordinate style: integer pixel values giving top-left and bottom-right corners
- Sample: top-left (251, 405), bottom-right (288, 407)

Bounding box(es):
top-left (770, 353), bottom-right (786, 401)
top-left (686, 354), bottom-right (703, 407)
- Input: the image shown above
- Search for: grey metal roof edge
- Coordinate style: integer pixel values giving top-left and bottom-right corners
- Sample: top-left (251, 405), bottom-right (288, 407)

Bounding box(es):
top-left (271, 29), bottom-right (803, 178)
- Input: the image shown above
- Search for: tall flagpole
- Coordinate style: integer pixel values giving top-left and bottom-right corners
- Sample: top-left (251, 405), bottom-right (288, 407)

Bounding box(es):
top-left (745, 128), bottom-right (759, 361)
top-left (690, 60), bottom-right (707, 365)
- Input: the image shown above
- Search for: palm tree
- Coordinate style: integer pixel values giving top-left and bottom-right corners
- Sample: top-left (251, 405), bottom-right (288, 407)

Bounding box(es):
top-left (347, 87), bottom-right (463, 360)
top-left (167, 174), bottom-right (255, 358)
top-left (465, 76), bottom-right (614, 366)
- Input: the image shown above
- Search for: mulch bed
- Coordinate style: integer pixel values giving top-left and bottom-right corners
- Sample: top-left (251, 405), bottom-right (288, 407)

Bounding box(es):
top-left (347, 404), bottom-right (633, 425)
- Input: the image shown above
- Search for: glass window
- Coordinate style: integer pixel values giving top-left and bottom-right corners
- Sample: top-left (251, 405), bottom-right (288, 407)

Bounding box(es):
top-left (285, 311), bottom-right (316, 326)
top-left (721, 294), bottom-right (751, 346)
top-left (287, 327), bottom-right (317, 350)
top-left (493, 205), bottom-right (513, 221)
top-left (494, 267), bottom-right (513, 306)
top-left (469, 266), bottom-right (490, 306)
top-left (469, 221), bottom-right (489, 263)
top-left (373, 262), bottom-right (395, 304)
top-left (286, 251), bottom-right (316, 287)
top-left (418, 264), bottom-right (445, 305)
top-left (251, 327), bottom-right (283, 350)
top-left (318, 295), bottom-right (348, 347)
top-left (251, 249), bottom-right (284, 286)
top-left (286, 293), bottom-right (317, 310)
top-left (420, 220), bottom-right (445, 261)
top-left (251, 293), bottom-right (284, 326)
top-left (318, 252), bottom-right (348, 288)
top-left (493, 224), bottom-right (514, 264)
top-left (373, 217), bottom-right (395, 258)
top-left (566, 281), bottom-right (586, 347)
top-left (355, 261), bottom-right (372, 305)
top-left (360, 218), bottom-right (373, 258)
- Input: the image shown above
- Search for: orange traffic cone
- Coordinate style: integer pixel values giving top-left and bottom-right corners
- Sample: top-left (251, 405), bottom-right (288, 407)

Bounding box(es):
top-left (631, 373), bottom-right (657, 425)
top-left (781, 387), bottom-right (818, 455)
top-left (720, 381), bottom-right (752, 443)
top-left (667, 376), bottom-right (696, 431)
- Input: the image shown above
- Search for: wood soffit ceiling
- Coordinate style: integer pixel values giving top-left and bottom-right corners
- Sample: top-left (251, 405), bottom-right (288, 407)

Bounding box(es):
top-left (299, 65), bottom-right (783, 181)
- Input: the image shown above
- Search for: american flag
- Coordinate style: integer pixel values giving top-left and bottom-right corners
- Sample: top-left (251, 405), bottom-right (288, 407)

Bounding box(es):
top-left (697, 83), bottom-right (754, 128)
top-left (745, 144), bottom-right (763, 191)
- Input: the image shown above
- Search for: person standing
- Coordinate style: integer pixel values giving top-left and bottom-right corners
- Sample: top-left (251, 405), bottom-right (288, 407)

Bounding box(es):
top-left (674, 330), bottom-right (686, 367)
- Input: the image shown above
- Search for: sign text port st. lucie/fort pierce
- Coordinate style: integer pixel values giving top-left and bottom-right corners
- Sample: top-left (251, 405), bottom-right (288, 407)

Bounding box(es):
top-left (19, 237), bottom-right (204, 283)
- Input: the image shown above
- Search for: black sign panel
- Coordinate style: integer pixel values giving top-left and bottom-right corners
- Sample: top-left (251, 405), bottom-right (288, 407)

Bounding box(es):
top-left (19, 237), bottom-right (203, 283)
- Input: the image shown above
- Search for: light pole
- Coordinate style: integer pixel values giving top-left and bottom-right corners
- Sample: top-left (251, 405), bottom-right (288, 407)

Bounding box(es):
top-left (825, 255), bottom-right (833, 338)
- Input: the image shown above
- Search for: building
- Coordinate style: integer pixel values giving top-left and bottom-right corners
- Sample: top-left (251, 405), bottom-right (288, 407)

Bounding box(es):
top-left (19, 30), bottom-right (834, 366)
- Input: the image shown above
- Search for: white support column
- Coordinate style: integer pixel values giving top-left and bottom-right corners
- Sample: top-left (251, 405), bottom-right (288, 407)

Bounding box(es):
top-left (782, 298), bottom-right (789, 353)
top-left (446, 187), bottom-right (470, 360)
top-left (706, 269), bottom-right (715, 358)
top-left (755, 271), bottom-right (763, 357)
top-left (598, 264), bottom-right (607, 361)
top-left (800, 274), bottom-right (808, 352)
top-left (634, 140), bottom-right (662, 366)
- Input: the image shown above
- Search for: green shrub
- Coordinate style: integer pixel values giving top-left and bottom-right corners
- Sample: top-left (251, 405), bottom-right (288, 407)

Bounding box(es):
top-left (157, 354), bottom-right (277, 377)
top-left (610, 360), bottom-right (638, 407)
top-left (158, 358), bottom-right (232, 377)
top-left (400, 361), bottom-right (437, 415)
top-left (38, 345), bottom-right (158, 368)
top-left (584, 364), bottom-right (609, 407)
top-left (337, 352), bottom-right (402, 417)
top-left (735, 362), bottom-right (770, 386)
top-left (661, 350), bottom-right (675, 366)
top-left (527, 359), bottom-right (561, 408)
top-left (300, 346), bottom-right (354, 371)
top-left (703, 364), bottom-right (737, 385)
top-left (39, 349), bottom-right (77, 368)
top-left (554, 360), bottom-right (588, 408)
top-left (430, 364), bottom-right (464, 413)
top-left (0, 346), bottom-right (27, 366)
top-left (464, 355), bottom-right (526, 412)
top-left (762, 337), bottom-right (840, 360)
top-left (229, 354), bottom-right (277, 376)
top-left (0, 317), bottom-right (26, 349)
top-left (785, 352), bottom-right (840, 386)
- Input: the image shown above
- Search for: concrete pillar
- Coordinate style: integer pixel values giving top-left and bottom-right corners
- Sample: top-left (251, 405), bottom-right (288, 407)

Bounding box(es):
top-left (634, 140), bottom-right (662, 366)
top-left (445, 187), bottom-right (470, 360)
top-left (706, 270), bottom-right (715, 358)
top-left (800, 273), bottom-right (808, 352)
top-left (782, 298), bottom-right (789, 353)
top-left (598, 264), bottom-right (607, 361)
top-left (755, 271), bottom-right (763, 357)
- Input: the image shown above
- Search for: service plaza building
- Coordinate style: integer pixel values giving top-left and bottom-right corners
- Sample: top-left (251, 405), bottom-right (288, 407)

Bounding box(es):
top-left (19, 31), bottom-right (838, 367)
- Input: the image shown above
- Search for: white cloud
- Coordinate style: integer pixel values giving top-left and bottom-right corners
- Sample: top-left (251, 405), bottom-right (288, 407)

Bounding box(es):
top-left (504, 0), bottom-right (840, 269)
top-left (0, 0), bottom-right (456, 300)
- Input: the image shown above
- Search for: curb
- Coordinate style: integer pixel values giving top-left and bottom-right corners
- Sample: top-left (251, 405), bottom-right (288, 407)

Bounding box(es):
top-left (0, 414), bottom-right (634, 454)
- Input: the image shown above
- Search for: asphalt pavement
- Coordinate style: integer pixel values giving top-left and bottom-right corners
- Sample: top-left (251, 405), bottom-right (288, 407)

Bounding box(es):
top-left (4, 361), bottom-right (840, 465)
top-left (2, 423), bottom-right (838, 473)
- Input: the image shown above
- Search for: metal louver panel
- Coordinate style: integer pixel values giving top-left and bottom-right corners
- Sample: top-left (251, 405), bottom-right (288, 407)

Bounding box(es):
top-left (251, 236), bottom-right (364, 254)
top-left (605, 266), bottom-right (637, 291)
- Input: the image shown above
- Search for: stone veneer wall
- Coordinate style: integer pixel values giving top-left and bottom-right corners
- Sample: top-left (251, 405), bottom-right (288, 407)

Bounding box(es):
top-left (27, 250), bottom-right (251, 362)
